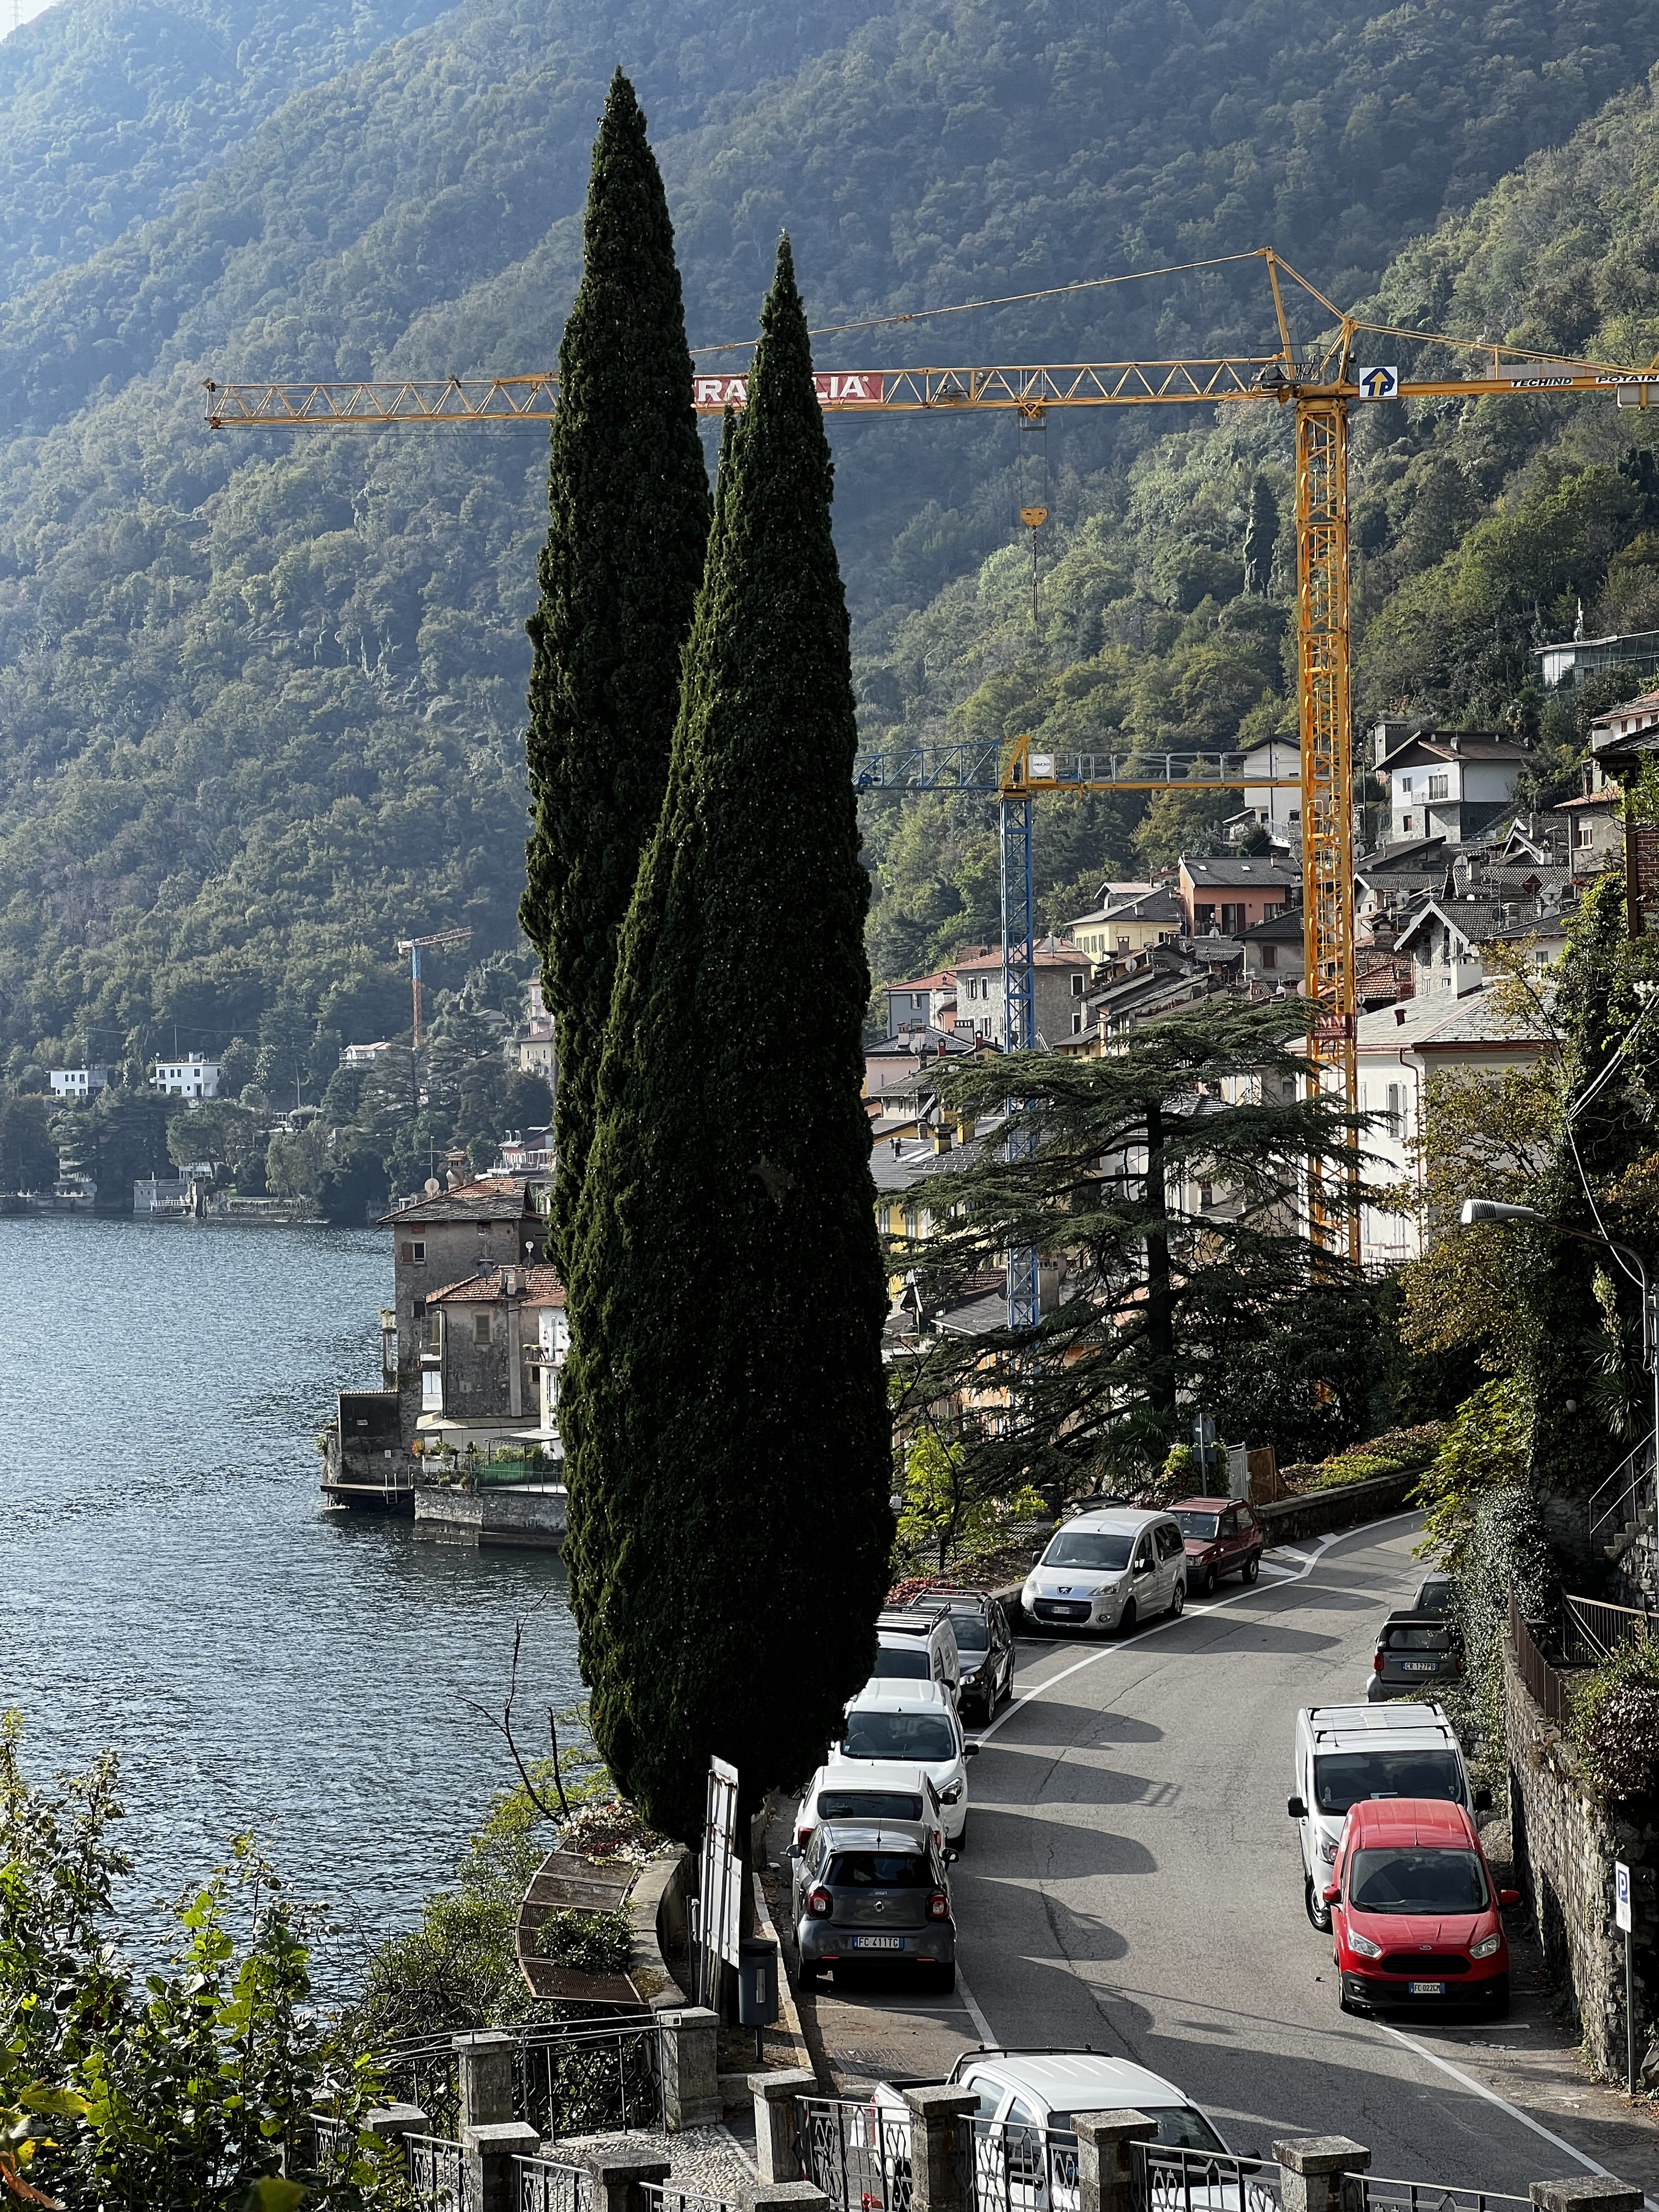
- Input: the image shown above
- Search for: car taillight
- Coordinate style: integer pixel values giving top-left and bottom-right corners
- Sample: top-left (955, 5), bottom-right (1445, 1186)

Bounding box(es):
top-left (1373, 1650), bottom-right (1385, 1673)
top-left (807, 1887), bottom-right (833, 1919)
top-left (927, 1892), bottom-right (951, 1921)
top-left (797, 1827), bottom-right (813, 1849)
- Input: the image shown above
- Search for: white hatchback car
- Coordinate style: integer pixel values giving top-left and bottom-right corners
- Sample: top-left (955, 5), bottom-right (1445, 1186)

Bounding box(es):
top-left (1022, 1509), bottom-right (1188, 1635)
top-left (792, 1761), bottom-right (948, 1855)
top-left (833, 1681), bottom-right (977, 1844)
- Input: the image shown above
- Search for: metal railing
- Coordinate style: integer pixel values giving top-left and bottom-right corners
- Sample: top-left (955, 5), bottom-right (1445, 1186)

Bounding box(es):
top-left (1588, 1435), bottom-right (1656, 1545)
top-left (641, 2185), bottom-right (737, 2212)
top-left (1354, 2177), bottom-right (1531, 2212)
top-left (410, 2133), bottom-right (470, 2211)
top-left (1564, 1592), bottom-right (1655, 1665)
top-left (967, 2117), bottom-right (1080, 2212)
top-left (1135, 2143), bottom-right (1284, 2212)
top-left (797, 2095), bottom-right (917, 2212)
top-left (1508, 1594), bottom-right (1573, 1726)
top-left (513, 2018), bottom-right (663, 2140)
top-left (518, 2156), bottom-right (589, 2212)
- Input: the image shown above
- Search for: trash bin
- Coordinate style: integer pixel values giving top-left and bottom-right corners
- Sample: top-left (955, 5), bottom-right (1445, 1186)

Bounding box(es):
top-left (737, 1936), bottom-right (779, 2027)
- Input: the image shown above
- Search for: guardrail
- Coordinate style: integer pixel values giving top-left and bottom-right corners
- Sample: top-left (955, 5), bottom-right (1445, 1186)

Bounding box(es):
top-left (1355, 2178), bottom-right (1531, 2212)
top-left (1508, 1594), bottom-right (1573, 1726)
top-left (410, 2132), bottom-right (470, 2211)
top-left (1563, 1592), bottom-right (1655, 1665)
top-left (518, 2156), bottom-right (589, 2212)
top-left (797, 2096), bottom-right (917, 2212)
top-left (377, 2016), bottom-right (661, 2141)
top-left (1137, 2144), bottom-right (1284, 2212)
top-left (1588, 1434), bottom-right (1656, 1545)
top-left (968, 2116), bottom-right (1081, 2212)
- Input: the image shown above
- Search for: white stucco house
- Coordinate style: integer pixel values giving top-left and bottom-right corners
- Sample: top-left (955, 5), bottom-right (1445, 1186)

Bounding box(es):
top-left (1377, 729), bottom-right (1529, 846)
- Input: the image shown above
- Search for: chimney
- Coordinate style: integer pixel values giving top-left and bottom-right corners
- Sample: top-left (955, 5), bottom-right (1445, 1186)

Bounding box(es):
top-left (932, 1125), bottom-right (953, 1156)
top-left (1394, 1005), bottom-right (1407, 1026)
top-left (957, 1113), bottom-right (977, 1144)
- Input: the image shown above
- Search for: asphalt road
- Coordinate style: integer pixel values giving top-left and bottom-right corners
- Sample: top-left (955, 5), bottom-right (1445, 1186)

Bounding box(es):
top-left (784, 1514), bottom-right (1659, 2199)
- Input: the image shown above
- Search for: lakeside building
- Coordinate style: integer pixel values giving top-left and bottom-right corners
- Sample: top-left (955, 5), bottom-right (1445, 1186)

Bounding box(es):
top-left (150, 1052), bottom-right (221, 1099)
top-left (340, 1040), bottom-right (395, 1067)
top-left (418, 1262), bottom-right (565, 1454)
top-left (49, 1066), bottom-right (110, 1098)
top-left (380, 1172), bottom-right (546, 1375)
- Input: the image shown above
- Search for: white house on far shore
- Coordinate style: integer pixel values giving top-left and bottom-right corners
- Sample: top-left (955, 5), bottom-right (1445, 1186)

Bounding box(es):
top-left (150, 1053), bottom-right (221, 1100)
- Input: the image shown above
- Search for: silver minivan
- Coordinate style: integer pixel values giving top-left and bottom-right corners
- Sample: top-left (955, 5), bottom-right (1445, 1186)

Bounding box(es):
top-left (1020, 1508), bottom-right (1187, 1634)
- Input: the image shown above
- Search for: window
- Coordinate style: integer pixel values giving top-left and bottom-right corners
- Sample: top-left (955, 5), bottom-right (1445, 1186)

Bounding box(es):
top-left (1348, 1848), bottom-right (1488, 1914)
top-left (423, 1313), bottom-right (441, 1350)
top-left (1579, 824), bottom-right (1593, 847)
top-left (1401, 775), bottom-right (1413, 794)
top-left (838, 1713), bottom-right (956, 1762)
top-left (401, 1239), bottom-right (426, 1264)
top-left (1071, 972), bottom-right (1084, 996)
top-left (1041, 1531), bottom-right (1134, 1570)
top-left (1427, 774), bottom-right (1449, 801)
top-left (420, 1371), bottom-right (443, 1411)
top-left (1401, 814), bottom-right (1412, 833)
top-left (869, 1647), bottom-right (931, 1680)
top-left (1156, 1524), bottom-right (1183, 1560)
top-left (1175, 1510), bottom-right (1219, 1540)
top-left (1261, 945), bottom-right (1277, 971)
top-left (1072, 1010), bottom-right (1083, 1034)
top-left (471, 1312), bottom-right (490, 1345)
top-left (1312, 1749), bottom-right (1463, 1813)
top-left (1385, 1082), bottom-right (1406, 1138)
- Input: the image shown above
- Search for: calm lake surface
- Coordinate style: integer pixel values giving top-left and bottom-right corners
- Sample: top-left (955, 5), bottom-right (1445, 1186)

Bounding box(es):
top-left (1, 1214), bottom-right (581, 1992)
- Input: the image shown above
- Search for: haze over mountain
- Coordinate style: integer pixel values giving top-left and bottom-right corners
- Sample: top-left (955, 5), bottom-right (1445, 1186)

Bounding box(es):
top-left (2, 0), bottom-right (1658, 1067)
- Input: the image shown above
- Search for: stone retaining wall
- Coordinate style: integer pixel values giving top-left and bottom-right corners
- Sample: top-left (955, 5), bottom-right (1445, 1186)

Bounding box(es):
top-left (1503, 1631), bottom-right (1657, 2078)
top-left (1255, 1468), bottom-right (1420, 1547)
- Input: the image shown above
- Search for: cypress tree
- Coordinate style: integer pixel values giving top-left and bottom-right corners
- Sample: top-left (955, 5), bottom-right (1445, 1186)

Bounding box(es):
top-left (520, 70), bottom-right (712, 1276)
top-left (564, 238), bottom-right (893, 1844)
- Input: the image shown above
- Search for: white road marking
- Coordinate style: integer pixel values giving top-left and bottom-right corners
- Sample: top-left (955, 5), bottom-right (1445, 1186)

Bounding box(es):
top-left (978, 1512), bottom-right (1425, 1748)
top-left (955, 1960), bottom-right (996, 2044)
top-left (1375, 2022), bottom-right (1613, 2178)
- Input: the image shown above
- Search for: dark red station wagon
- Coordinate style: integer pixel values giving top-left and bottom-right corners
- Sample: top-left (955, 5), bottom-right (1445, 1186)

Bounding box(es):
top-left (1171, 1498), bottom-right (1264, 1596)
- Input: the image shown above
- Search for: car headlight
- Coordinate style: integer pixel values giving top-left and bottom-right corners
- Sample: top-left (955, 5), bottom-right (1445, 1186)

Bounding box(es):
top-left (940, 1781), bottom-right (963, 1804)
top-left (1470, 1933), bottom-right (1501, 1960)
top-left (1348, 1931), bottom-right (1383, 1959)
top-left (1318, 1837), bottom-right (1338, 1864)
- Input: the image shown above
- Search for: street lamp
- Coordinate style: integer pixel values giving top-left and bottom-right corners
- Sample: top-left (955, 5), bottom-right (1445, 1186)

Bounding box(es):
top-left (1459, 1198), bottom-right (1659, 1441)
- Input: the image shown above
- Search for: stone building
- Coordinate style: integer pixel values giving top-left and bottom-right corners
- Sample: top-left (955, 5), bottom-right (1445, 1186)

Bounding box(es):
top-left (379, 1174), bottom-right (545, 1372)
top-left (419, 1262), bottom-right (565, 1447)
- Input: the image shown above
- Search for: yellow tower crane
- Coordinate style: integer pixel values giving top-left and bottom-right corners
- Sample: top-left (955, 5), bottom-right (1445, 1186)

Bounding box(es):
top-left (207, 248), bottom-right (1659, 1261)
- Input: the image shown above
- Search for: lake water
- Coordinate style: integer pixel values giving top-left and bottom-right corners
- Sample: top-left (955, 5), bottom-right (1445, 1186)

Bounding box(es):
top-left (1, 1213), bottom-right (581, 1992)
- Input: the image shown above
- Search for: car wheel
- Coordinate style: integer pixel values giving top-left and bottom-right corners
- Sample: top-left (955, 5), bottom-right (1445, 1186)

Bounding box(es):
top-left (1243, 1551), bottom-right (1261, 1584)
top-left (1305, 1875), bottom-right (1331, 1932)
top-left (1198, 1566), bottom-right (1215, 1598)
top-left (1167, 1578), bottom-right (1185, 1619)
top-left (1118, 1599), bottom-right (1138, 1636)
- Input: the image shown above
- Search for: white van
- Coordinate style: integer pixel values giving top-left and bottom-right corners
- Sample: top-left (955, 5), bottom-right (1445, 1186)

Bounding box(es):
top-left (871, 1605), bottom-right (961, 1702)
top-left (1021, 1508), bottom-right (1187, 1634)
top-left (1287, 1702), bottom-right (1488, 1929)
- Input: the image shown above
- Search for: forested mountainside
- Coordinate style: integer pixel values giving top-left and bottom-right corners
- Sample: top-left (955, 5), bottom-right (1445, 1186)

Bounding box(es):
top-left (859, 70), bottom-right (1659, 987)
top-left (4, 0), bottom-right (1659, 1063)
top-left (0, 0), bottom-right (461, 301)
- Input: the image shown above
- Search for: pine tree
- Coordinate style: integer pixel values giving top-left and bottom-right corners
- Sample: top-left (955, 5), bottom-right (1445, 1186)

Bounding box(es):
top-left (520, 71), bottom-right (712, 1275)
top-left (563, 238), bottom-right (893, 1844)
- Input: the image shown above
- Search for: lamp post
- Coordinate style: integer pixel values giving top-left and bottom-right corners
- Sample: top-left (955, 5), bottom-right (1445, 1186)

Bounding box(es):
top-left (1459, 1198), bottom-right (1659, 1444)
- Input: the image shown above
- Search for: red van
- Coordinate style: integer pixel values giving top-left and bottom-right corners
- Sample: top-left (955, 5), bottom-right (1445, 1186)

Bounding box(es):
top-left (1324, 1797), bottom-right (1518, 2016)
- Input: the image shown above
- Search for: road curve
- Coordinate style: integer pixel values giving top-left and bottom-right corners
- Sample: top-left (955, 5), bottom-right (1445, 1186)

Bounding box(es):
top-left (796, 1515), bottom-right (1659, 2197)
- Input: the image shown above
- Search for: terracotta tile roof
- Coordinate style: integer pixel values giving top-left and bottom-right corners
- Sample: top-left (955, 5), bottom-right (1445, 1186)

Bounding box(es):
top-left (378, 1176), bottom-right (538, 1225)
top-left (428, 1264), bottom-right (565, 1307)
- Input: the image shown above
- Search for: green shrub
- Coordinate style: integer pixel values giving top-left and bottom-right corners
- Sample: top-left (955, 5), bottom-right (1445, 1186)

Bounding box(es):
top-left (1571, 1635), bottom-right (1659, 1802)
top-left (1308, 1453), bottom-right (1404, 1489)
top-left (1413, 1379), bottom-right (1531, 1579)
top-left (1454, 1486), bottom-right (1559, 1789)
top-left (538, 1908), bottom-right (633, 1973)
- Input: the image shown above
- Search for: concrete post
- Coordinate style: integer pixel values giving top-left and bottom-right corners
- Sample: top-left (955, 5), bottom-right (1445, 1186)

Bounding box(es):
top-left (904, 2085), bottom-right (977, 2212)
top-left (746, 2187), bottom-right (831, 2212)
top-left (661, 2007), bottom-right (722, 2130)
top-left (1275, 2136), bottom-right (1372, 2212)
top-left (464, 2119), bottom-right (542, 2212)
top-left (454, 2028), bottom-right (517, 2131)
top-left (583, 2145), bottom-right (673, 2212)
top-left (1073, 2110), bottom-right (1159, 2212)
top-left (364, 2103), bottom-right (428, 2145)
top-left (1532, 2184), bottom-right (1643, 2212)
top-left (750, 2068), bottom-right (821, 2184)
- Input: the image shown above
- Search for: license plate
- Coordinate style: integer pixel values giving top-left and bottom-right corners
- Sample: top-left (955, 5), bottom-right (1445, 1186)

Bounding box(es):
top-left (851, 1935), bottom-right (905, 1950)
top-left (1408, 1980), bottom-right (1445, 1995)
top-left (1399, 1661), bottom-right (1437, 1672)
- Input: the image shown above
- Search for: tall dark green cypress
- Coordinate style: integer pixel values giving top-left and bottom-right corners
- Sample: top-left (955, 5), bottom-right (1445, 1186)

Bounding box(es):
top-left (564, 238), bottom-right (893, 1844)
top-left (520, 70), bottom-right (712, 1276)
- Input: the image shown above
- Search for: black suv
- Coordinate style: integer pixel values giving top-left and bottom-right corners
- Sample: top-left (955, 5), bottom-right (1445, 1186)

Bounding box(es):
top-left (907, 1588), bottom-right (1015, 1724)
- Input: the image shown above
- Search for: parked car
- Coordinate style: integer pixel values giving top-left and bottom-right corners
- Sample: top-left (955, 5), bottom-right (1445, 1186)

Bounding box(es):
top-left (872, 1605), bottom-right (961, 1702)
top-left (1288, 1702), bottom-right (1487, 1932)
top-left (790, 1820), bottom-right (956, 1990)
top-left (1170, 1498), bottom-right (1265, 1595)
top-left (1020, 1509), bottom-right (1187, 1635)
top-left (865, 2049), bottom-right (1229, 2212)
top-left (792, 1761), bottom-right (947, 1854)
top-left (834, 1681), bottom-right (977, 1844)
top-left (907, 1588), bottom-right (1015, 1723)
top-left (1325, 1797), bottom-right (1518, 2016)
top-left (1368, 1611), bottom-right (1463, 1702)
top-left (1412, 1574), bottom-right (1454, 1616)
